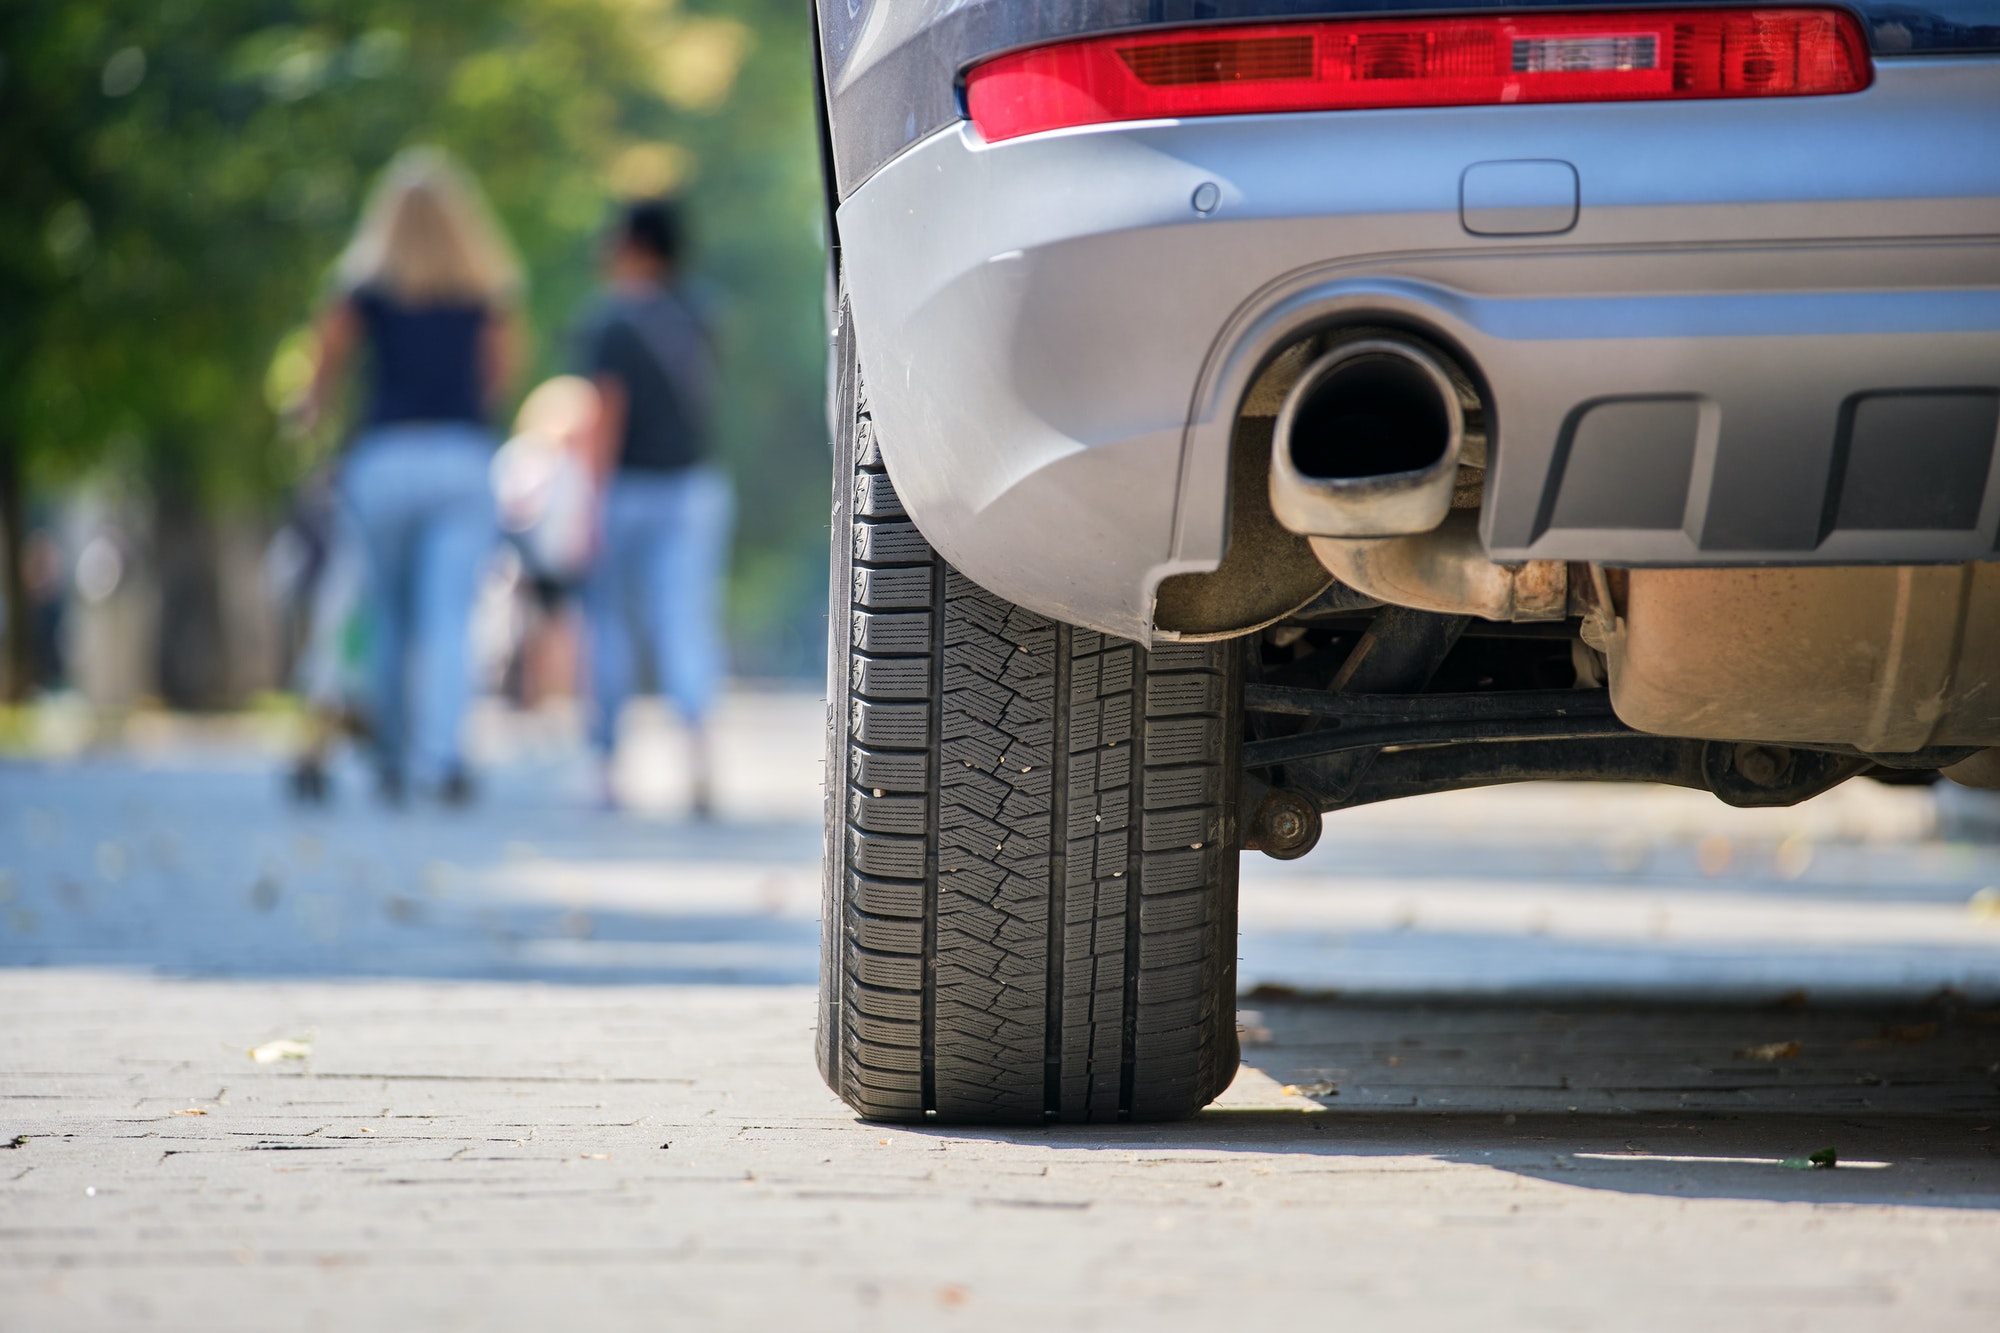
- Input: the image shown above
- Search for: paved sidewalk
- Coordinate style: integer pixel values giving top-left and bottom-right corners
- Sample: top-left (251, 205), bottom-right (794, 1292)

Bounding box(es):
top-left (4, 691), bottom-right (2000, 1330)
top-left (6, 976), bottom-right (1998, 1331)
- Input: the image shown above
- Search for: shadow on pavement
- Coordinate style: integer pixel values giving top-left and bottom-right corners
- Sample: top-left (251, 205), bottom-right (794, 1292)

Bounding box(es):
top-left (902, 994), bottom-right (2000, 1211)
top-left (0, 756), bottom-right (825, 984)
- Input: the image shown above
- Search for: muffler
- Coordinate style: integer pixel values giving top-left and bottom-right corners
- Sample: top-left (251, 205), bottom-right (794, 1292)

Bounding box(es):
top-left (1268, 337), bottom-right (1467, 538)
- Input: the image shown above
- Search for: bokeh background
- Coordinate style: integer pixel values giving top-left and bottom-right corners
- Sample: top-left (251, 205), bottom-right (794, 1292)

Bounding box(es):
top-left (0, 0), bottom-right (829, 725)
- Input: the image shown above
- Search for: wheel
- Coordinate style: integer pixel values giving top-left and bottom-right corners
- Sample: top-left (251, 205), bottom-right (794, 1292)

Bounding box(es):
top-left (817, 303), bottom-right (1244, 1124)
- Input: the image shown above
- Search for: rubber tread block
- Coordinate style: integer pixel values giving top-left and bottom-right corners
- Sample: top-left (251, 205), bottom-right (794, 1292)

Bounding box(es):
top-left (851, 985), bottom-right (922, 1022)
top-left (1141, 849), bottom-right (1205, 895)
top-left (1135, 996), bottom-right (1204, 1033)
top-left (852, 1042), bottom-right (923, 1073)
top-left (852, 1013), bottom-right (921, 1046)
top-left (850, 789), bottom-right (928, 835)
top-left (1145, 673), bottom-right (1224, 715)
top-left (1135, 967), bottom-right (1204, 1004)
top-left (1145, 717), bottom-right (1218, 767)
top-left (850, 944), bottom-right (922, 990)
top-left (848, 829), bottom-right (925, 880)
top-left (853, 611), bottom-right (932, 655)
top-left (853, 654), bottom-right (932, 700)
top-left (848, 1088), bottom-right (925, 1118)
top-left (1148, 642), bottom-right (1228, 670)
top-left (854, 566), bottom-right (932, 609)
top-left (849, 1061), bottom-right (923, 1093)
top-left (850, 748), bottom-right (927, 793)
top-left (1141, 806), bottom-right (1215, 851)
top-left (855, 416), bottom-right (883, 468)
top-left (855, 471), bottom-right (906, 518)
top-left (852, 875), bottom-right (923, 919)
top-left (1138, 927), bottom-right (1205, 969)
top-left (855, 520), bottom-right (931, 565)
top-left (852, 700), bottom-right (929, 749)
top-left (1139, 890), bottom-right (1209, 935)
top-left (1143, 766), bottom-right (1216, 809)
top-left (852, 912), bottom-right (923, 953)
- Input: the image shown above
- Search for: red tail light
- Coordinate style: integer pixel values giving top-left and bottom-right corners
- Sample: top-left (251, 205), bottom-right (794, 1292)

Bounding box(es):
top-left (965, 8), bottom-right (1871, 142)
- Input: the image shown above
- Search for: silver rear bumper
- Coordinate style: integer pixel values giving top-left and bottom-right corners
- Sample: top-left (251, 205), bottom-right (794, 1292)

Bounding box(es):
top-left (837, 57), bottom-right (2000, 644)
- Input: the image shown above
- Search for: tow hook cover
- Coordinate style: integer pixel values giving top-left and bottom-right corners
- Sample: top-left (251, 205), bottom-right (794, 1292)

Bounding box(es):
top-left (1461, 160), bottom-right (1579, 236)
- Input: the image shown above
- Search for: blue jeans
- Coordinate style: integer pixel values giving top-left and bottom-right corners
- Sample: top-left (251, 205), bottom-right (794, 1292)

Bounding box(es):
top-left (340, 424), bottom-right (497, 783)
top-left (584, 465), bottom-right (734, 753)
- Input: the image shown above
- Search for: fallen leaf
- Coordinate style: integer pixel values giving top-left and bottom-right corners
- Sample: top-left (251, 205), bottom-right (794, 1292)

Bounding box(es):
top-left (247, 1037), bottom-right (313, 1064)
top-left (1735, 1040), bottom-right (1802, 1062)
top-left (1244, 983), bottom-right (1299, 1002)
top-left (1969, 886), bottom-right (2000, 921)
top-left (937, 1285), bottom-right (969, 1308)
top-left (580, 1153), bottom-right (612, 1160)
top-left (1281, 1080), bottom-right (1340, 1098)
top-left (171, 1108), bottom-right (207, 1116)
top-left (1881, 1022), bottom-right (1938, 1044)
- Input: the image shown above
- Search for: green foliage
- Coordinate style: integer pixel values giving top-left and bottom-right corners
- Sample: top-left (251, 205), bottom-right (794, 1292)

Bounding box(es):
top-left (0, 0), bottom-right (830, 672)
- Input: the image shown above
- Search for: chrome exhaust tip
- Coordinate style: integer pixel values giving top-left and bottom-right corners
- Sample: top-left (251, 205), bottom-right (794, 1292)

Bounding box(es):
top-left (1268, 338), bottom-right (1466, 538)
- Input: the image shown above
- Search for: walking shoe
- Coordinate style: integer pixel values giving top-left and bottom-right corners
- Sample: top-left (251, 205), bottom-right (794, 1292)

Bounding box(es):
top-left (439, 766), bottom-right (477, 808)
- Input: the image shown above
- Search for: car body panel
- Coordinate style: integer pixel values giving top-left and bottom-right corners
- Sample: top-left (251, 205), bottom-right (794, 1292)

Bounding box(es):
top-left (837, 57), bottom-right (2000, 642)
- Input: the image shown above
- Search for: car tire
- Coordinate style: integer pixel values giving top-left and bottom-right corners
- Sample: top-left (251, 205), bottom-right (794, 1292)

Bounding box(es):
top-left (817, 302), bottom-right (1244, 1124)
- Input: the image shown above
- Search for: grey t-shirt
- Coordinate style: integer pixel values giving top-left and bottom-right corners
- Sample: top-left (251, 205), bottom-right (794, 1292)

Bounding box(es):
top-left (575, 283), bottom-right (716, 473)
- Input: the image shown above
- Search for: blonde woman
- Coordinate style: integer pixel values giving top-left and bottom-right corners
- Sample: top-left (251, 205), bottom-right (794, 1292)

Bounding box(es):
top-left (304, 148), bottom-right (524, 804)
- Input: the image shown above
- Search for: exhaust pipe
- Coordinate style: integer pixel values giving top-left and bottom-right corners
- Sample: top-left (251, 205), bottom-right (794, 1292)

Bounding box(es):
top-left (1263, 331), bottom-right (1567, 622)
top-left (1268, 337), bottom-right (1467, 538)
top-left (1309, 511), bottom-right (1568, 623)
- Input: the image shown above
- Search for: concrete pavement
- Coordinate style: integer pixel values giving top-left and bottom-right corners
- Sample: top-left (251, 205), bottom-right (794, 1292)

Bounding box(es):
top-left (4, 690), bottom-right (2000, 1330)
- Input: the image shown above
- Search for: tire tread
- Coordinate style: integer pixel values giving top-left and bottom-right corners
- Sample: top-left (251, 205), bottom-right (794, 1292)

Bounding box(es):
top-left (821, 312), bottom-right (1238, 1125)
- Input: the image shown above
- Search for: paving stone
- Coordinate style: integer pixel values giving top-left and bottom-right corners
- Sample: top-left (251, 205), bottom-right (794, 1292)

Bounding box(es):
top-left (3, 697), bottom-right (2000, 1329)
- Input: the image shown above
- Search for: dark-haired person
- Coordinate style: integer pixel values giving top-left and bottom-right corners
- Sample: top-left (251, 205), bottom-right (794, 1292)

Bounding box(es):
top-left (575, 200), bottom-right (733, 815)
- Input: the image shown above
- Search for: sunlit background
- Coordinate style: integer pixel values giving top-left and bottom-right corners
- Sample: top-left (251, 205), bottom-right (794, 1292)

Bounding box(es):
top-left (0, 0), bottom-right (828, 732)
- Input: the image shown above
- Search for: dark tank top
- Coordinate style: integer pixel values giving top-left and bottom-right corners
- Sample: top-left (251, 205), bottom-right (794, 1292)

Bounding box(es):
top-left (351, 286), bottom-right (489, 430)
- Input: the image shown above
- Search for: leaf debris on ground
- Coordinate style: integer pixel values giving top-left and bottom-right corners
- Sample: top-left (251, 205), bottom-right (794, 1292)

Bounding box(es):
top-left (247, 1036), bottom-right (314, 1064)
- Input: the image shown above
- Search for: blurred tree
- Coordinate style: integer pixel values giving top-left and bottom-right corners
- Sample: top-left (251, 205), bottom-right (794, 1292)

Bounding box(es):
top-left (0, 0), bottom-right (827, 704)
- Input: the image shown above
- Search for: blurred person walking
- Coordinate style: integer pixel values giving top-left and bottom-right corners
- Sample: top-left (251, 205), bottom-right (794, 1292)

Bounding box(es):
top-left (576, 201), bottom-right (733, 815)
top-left (303, 148), bottom-right (523, 804)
